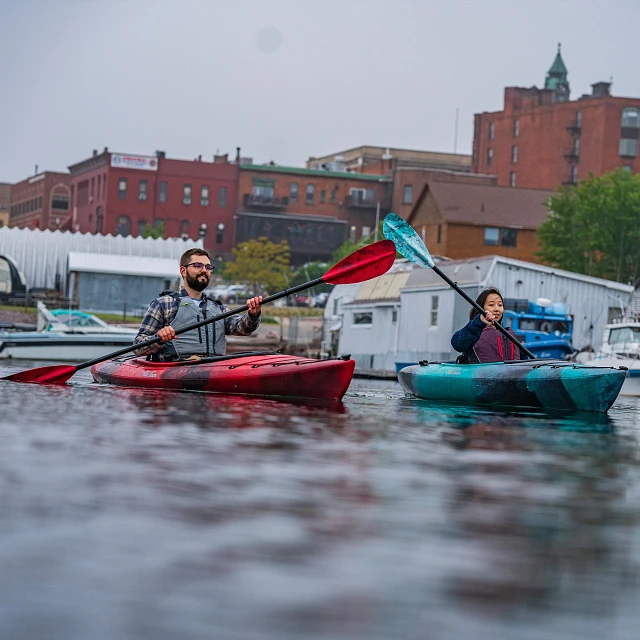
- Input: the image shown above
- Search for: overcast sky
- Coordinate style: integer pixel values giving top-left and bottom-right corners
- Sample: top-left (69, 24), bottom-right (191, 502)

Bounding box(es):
top-left (1, 0), bottom-right (638, 182)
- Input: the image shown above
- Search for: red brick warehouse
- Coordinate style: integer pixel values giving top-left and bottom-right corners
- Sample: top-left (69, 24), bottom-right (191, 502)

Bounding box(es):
top-left (472, 45), bottom-right (640, 189)
top-left (68, 149), bottom-right (238, 257)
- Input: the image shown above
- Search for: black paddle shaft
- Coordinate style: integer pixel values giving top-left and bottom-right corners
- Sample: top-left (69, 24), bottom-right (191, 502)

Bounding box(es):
top-left (432, 264), bottom-right (536, 360)
top-left (74, 277), bottom-right (326, 372)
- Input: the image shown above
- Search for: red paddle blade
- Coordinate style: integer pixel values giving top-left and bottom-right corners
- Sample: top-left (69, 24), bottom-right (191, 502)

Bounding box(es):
top-left (3, 364), bottom-right (78, 385)
top-left (322, 239), bottom-right (396, 285)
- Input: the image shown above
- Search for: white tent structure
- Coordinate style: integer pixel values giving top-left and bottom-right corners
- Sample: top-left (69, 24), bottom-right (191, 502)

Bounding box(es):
top-left (0, 226), bottom-right (203, 292)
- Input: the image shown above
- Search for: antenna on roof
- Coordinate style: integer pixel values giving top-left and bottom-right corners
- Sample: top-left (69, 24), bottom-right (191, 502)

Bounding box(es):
top-left (453, 108), bottom-right (459, 153)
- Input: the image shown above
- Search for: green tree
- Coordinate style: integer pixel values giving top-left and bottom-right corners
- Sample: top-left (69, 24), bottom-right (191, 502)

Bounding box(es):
top-left (222, 237), bottom-right (290, 294)
top-left (141, 221), bottom-right (165, 239)
top-left (291, 261), bottom-right (332, 293)
top-left (537, 169), bottom-right (640, 283)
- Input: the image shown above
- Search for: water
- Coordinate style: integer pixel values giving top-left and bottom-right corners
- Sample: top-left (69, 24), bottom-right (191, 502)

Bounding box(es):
top-left (2, 361), bottom-right (640, 640)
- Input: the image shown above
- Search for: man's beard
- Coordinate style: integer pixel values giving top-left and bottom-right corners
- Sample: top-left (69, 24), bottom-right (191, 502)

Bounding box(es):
top-left (185, 271), bottom-right (210, 292)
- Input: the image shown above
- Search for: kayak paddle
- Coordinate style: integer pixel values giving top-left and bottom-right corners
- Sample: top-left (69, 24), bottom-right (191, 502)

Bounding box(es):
top-left (2, 239), bottom-right (397, 385)
top-left (382, 213), bottom-right (535, 359)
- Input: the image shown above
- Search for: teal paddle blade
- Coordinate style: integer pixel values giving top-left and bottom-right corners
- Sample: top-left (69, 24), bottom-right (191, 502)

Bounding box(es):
top-left (383, 213), bottom-right (434, 269)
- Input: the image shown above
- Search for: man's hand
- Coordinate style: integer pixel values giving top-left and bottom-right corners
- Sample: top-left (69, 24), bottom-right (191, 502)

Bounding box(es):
top-left (157, 326), bottom-right (177, 342)
top-left (247, 296), bottom-right (263, 317)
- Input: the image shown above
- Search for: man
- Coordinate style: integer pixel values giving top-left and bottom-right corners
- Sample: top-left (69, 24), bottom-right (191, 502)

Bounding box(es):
top-left (134, 248), bottom-right (263, 361)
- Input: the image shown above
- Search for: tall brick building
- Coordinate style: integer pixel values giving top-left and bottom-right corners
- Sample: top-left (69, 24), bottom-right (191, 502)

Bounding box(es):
top-left (472, 45), bottom-right (640, 189)
top-left (9, 172), bottom-right (71, 230)
top-left (68, 149), bottom-right (238, 256)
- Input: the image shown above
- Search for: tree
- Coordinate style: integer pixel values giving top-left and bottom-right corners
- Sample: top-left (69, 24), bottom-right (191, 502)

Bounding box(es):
top-left (141, 221), bottom-right (165, 239)
top-left (222, 237), bottom-right (290, 294)
top-left (291, 261), bottom-right (332, 293)
top-left (537, 169), bottom-right (640, 283)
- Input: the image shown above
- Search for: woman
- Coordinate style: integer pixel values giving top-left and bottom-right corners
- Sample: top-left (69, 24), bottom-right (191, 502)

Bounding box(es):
top-left (451, 288), bottom-right (521, 363)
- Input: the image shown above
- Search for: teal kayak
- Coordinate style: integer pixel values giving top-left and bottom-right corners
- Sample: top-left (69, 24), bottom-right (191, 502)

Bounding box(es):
top-left (397, 359), bottom-right (627, 412)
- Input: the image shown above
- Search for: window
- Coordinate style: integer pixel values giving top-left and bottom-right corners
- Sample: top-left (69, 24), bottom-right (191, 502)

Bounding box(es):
top-left (320, 189), bottom-right (326, 203)
top-left (218, 186), bottom-right (227, 207)
top-left (437, 224), bottom-right (441, 243)
top-left (392, 309), bottom-right (398, 324)
top-left (252, 184), bottom-right (274, 198)
top-left (180, 220), bottom-right (190, 238)
top-left (514, 119), bottom-right (519, 137)
top-left (509, 171), bottom-right (516, 187)
top-left (487, 148), bottom-right (493, 166)
top-left (511, 145), bottom-right (518, 163)
top-left (620, 138), bottom-right (639, 157)
top-left (102, 173), bottom-right (107, 199)
top-left (331, 187), bottom-right (338, 203)
top-left (137, 219), bottom-right (148, 236)
top-left (153, 218), bottom-right (164, 231)
top-left (38, 196), bottom-right (42, 209)
top-left (484, 227), bottom-right (499, 245)
top-left (97, 175), bottom-right (101, 201)
top-left (621, 108), bottom-right (640, 128)
top-left (349, 225), bottom-right (357, 243)
top-left (90, 177), bottom-right (94, 200)
top-left (623, 165), bottom-right (633, 173)
top-left (201, 185), bottom-right (209, 206)
top-left (489, 122), bottom-right (495, 140)
top-left (51, 195), bottom-right (69, 210)
top-left (574, 137), bottom-right (580, 155)
top-left (306, 183), bottom-right (315, 205)
top-left (183, 184), bottom-right (192, 205)
top-left (118, 178), bottom-right (127, 200)
top-left (290, 182), bottom-right (298, 202)
top-left (576, 110), bottom-right (582, 127)
top-left (158, 181), bottom-right (168, 203)
top-left (571, 165), bottom-right (578, 183)
top-left (138, 179), bottom-right (148, 201)
top-left (502, 228), bottom-right (517, 247)
top-left (361, 225), bottom-right (371, 239)
top-left (216, 223), bottom-right (224, 245)
top-left (402, 184), bottom-right (413, 205)
top-left (353, 312), bottom-right (373, 326)
top-left (430, 296), bottom-right (439, 327)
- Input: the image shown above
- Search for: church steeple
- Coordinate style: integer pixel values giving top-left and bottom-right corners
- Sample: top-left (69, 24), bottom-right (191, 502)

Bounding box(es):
top-left (545, 43), bottom-right (570, 102)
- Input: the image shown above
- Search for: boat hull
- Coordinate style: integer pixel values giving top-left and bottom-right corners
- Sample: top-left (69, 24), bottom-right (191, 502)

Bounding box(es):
top-left (583, 354), bottom-right (640, 396)
top-left (0, 333), bottom-right (135, 361)
top-left (398, 359), bottom-right (626, 412)
top-left (91, 353), bottom-right (355, 400)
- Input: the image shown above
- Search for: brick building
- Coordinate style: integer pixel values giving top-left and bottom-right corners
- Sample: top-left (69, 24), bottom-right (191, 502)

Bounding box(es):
top-left (407, 181), bottom-right (554, 263)
top-left (237, 164), bottom-right (391, 264)
top-left (68, 149), bottom-right (238, 257)
top-left (9, 172), bottom-right (71, 230)
top-left (0, 183), bottom-right (10, 228)
top-left (472, 45), bottom-right (640, 189)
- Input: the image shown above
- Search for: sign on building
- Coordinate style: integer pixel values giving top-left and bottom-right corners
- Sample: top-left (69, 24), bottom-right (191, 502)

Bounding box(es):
top-left (110, 154), bottom-right (158, 171)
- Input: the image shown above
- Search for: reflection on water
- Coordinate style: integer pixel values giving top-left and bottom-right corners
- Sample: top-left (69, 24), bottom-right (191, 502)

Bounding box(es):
top-left (1, 364), bottom-right (640, 639)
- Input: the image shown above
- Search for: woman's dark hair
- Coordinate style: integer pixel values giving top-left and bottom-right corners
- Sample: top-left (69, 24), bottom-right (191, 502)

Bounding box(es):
top-left (469, 287), bottom-right (504, 321)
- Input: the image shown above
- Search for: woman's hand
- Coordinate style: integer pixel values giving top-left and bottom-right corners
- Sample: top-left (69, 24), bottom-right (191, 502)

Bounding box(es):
top-left (481, 311), bottom-right (497, 326)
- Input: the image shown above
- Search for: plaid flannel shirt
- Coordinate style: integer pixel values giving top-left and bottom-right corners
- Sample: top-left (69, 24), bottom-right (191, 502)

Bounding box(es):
top-left (133, 288), bottom-right (260, 360)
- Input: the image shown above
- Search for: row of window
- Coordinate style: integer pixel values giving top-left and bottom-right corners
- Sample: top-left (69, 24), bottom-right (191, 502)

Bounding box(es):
top-left (10, 197), bottom-right (43, 217)
top-left (250, 183), bottom-right (377, 206)
top-left (489, 119), bottom-right (520, 140)
top-left (117, 178), bottom-right (228, 207)
top-left (351, 297), bottom-right (439, 328)
top-left (111, 216), bottom-right (225, 244)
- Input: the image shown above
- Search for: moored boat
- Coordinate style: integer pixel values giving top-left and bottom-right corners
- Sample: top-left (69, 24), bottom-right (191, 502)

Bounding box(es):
top-left (397, 359), bottom-right (626, 412)
top-left (91, 352), bottom-right (355, 400)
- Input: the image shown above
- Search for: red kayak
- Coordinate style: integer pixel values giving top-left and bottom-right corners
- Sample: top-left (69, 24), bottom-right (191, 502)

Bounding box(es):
top-left (91, 352), bottom-right (355, 400)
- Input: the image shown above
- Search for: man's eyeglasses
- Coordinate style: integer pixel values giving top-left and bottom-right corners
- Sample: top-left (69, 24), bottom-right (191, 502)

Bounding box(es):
top-left (185, 262), bottom-right (214, 271)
